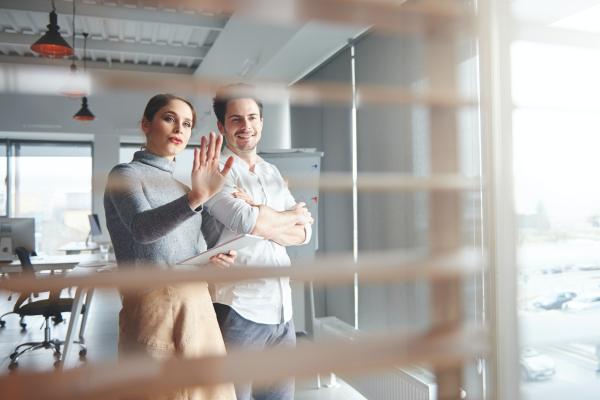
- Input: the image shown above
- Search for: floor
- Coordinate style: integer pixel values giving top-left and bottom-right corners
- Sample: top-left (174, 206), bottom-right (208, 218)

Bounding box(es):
top-left (0, 288), bottom-right (365, 399)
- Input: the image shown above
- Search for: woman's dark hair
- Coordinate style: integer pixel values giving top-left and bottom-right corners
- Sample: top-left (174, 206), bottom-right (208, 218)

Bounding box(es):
top-left (212, 84), bottom-right (263, 125)
top-left (142, 93), bottom-right (197, 128)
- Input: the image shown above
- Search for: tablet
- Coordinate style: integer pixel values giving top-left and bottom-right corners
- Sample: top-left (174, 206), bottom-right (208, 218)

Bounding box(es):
top-left (177, 234), bottom-right (263, 266)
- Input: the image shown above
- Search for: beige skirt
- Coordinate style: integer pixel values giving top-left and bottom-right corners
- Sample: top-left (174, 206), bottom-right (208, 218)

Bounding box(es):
top-left (119, 282), bottom-right (236, 400)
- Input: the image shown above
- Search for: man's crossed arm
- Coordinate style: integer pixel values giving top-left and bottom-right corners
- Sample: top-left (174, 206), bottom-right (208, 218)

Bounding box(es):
top-left (231, 186), bottom-right (312, 246)
top-left (204, 183), bottom-right (313, 246)
top-left (251, 202), bottom-right (313, 246)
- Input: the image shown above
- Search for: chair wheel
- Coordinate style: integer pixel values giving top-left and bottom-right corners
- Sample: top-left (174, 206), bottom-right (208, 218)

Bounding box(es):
top-left (19, 322), bottom-right (27, 329)
top-left (53, 351), bottom-right (61, 359)
top-left (79, 348), bottom-right (87, 357)
top-left (53, 360), bottom-right (62, 369)
top-left (0, 320), bottom-right (5, 328)
top-left (8, 362), bottom-right (18, 371)
top-left (9, 352), bottom-right (18, 361)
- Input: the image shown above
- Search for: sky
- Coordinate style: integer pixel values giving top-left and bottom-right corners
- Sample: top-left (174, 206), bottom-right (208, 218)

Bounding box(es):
top-left (511, 40), bottom-right (600, 227)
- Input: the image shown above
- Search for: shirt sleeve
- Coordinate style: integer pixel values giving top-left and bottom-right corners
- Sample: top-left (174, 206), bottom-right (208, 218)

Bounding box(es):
top-left (284, 188), bottom-right (312, 245)
top-left (105, 164), bottom-right (199, 244)
top-left (203, 172), bottom-right (259, 234)
top-left (275, 165), bottom-right (313, 245)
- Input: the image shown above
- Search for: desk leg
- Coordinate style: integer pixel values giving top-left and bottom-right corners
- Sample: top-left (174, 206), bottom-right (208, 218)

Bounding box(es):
top-left (59, 287), bottom-right (86, 369)
top-left (78, 288), bottom-right (94, 343)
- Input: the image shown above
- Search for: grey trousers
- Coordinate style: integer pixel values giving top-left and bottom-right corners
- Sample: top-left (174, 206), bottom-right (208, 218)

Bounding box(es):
top-left (214, 303), bottom-right (296, 400)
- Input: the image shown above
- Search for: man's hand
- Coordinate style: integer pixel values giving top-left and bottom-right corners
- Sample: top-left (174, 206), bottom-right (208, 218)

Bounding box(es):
top-left (233, 187), bottom-right (260, 207)
top-left (288, 202), bottom-right (314, 225)
top-left (188, 132), bottom-right (234, 209)
top-left (251, 202), bottom-right (313, 245)
top-left (209, 250), bottom-right (237, 269)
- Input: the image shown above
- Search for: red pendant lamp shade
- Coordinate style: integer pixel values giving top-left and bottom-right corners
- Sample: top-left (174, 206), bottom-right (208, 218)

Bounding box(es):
top-left (31, 9), bottom-right (73, 58)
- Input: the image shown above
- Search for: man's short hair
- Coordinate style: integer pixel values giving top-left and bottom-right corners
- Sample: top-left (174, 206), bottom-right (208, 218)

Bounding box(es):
top-left (212, 83), bottom-right (264, 125)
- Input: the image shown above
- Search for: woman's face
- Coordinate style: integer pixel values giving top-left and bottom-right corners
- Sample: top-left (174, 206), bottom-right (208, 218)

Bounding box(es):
top-left (142, 99), bottom-right (194, 160)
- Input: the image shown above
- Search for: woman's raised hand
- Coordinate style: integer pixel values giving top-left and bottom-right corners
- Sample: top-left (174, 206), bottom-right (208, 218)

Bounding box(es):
top-left (188, 132), bottom-right (234, 209)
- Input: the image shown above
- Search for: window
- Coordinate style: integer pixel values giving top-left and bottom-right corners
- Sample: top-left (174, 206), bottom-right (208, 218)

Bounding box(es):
top-left (119, 144), bottom-right (139, 167)
top-left (6, 140), bottom-right (92, 255)
top-left (511, 3), bottom-right (600, 398)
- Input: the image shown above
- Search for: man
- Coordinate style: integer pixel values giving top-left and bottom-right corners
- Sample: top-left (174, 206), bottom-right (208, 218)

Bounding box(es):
top-left (204, 84), bottom-right (313, 400)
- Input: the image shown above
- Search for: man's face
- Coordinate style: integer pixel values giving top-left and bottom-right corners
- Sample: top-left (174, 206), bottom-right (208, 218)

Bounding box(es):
top-left (218, 98), bottom-right (263, 155)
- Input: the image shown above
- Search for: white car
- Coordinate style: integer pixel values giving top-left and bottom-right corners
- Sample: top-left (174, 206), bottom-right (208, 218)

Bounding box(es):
top-left (531, 291), bottom-right (577, 310)
top-left (520, 348), bottom-right (556, 381)
top-left (563, 292), bottom-right (600, 311)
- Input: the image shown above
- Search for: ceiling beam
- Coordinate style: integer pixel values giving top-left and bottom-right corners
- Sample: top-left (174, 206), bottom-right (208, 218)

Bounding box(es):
top-left (0, 54), bottom-right (195, 75)
top-left (0, 0), bottom-right (228, 31)
top-left (0, 31), bottom-right (208, 59)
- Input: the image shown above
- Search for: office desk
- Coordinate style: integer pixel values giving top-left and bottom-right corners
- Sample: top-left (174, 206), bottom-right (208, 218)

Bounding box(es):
top-left (0, 254), bottom-right (96, 273)
top-left (0, 253), bottom-right (109, 368)
top-left (58, 242), bottom-right (100, 255)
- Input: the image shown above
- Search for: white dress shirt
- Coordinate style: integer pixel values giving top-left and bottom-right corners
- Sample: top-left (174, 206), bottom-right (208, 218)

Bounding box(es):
top-left (204, 146), bottom-right (311, 324)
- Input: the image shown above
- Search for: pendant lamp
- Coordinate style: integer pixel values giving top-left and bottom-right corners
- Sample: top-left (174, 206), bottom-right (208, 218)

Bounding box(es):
top-left (73, 33), bottom-right (95, 121)
top-left (31, 0), bottom-right (73, 58)
top-left (62, 0), bottom-right (89, 97)
top-left (73, 96), bottom-right (95, 121)
top-left (62, 62), bottom-right (89, 97)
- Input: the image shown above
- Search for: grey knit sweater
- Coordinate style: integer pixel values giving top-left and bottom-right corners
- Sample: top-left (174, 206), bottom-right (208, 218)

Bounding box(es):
top-left (104, 151), bottom-right (207, 268)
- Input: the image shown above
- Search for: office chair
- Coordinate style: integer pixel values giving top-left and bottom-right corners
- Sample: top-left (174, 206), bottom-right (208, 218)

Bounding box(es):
top-left (6, 247), bottom-right (86, 370)
top-left (0, 249), bottom-right (63, 330)
top-left (1, 291), bottom-right (65, 329)
top-left (0, 248), bottom-right (41, 330)
top-left (0, 288), bottom-right (28, 330)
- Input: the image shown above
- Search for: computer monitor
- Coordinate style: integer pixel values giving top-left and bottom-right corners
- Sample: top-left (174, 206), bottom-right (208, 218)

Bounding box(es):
top-left (85, 214), bottom-right (102, 247)
top-left (88, 214), bottom-right (102, 236)
top-left (0, 218), bottom-right (35, 261)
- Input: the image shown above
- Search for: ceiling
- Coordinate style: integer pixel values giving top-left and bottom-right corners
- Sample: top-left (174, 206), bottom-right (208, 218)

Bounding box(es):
top-left (1, 0), bottom-right (598, 137)
top-left (0, 0), bottom-right (366, 82)
top-left (2, 0), bottom-right (599, 82)
top-left (0, 0), bottom-right (228, 74)
top-left (0, 0), bottom-right (367, 136)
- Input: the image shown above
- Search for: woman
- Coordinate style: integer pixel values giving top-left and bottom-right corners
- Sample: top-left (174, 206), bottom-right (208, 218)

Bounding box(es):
top-left (104, 93), bottom-right (236, 400)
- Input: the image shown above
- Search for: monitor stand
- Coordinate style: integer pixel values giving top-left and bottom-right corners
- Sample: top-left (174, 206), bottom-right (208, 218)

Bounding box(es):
top-left (84, 232), bottom-right (96, 248)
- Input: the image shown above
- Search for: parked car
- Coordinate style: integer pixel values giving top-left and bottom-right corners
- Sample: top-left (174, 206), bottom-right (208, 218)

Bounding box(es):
top-left (578, 265), bottom-right (600, 271)
top-left (520, 348), bottom-right (556, 381)
top-left (532, 292), bottom-right (577, 310)
top-left (563, 292), bottom-right (600, 311)
top-left (541, 266), bottom-right (564, 275)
